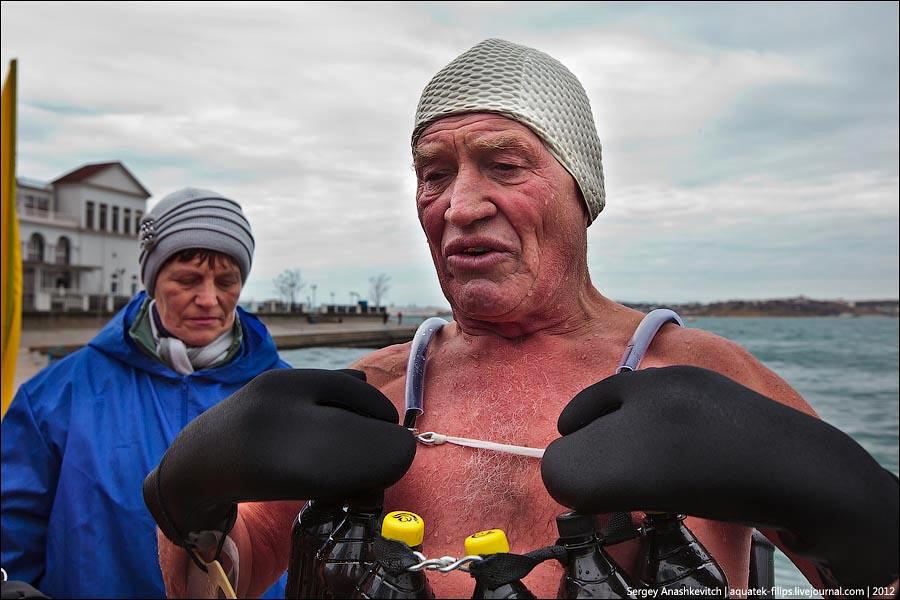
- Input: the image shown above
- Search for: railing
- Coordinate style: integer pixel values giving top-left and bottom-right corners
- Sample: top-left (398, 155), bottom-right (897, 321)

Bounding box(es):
top-left (17, 205), bottom-right (80, 226)
top-left (42, 288), bottom-right (88, 312)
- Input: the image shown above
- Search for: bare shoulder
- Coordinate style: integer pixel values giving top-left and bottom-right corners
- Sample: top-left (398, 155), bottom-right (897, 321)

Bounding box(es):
top-left (349, 342), bottom-right (411, 390)
top-left (648, 324), bottom-right (817, 416)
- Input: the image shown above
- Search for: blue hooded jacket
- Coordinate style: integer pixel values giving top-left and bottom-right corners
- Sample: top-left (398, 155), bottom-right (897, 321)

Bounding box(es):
top-left (1, 293), bottom-right (290, 598)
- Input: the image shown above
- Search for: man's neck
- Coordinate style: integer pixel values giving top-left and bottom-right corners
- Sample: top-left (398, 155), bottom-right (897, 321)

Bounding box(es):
top-left (450, 284), bottom-right (615, 341)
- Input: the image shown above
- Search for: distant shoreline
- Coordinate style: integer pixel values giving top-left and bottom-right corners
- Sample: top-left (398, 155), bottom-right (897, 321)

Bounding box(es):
top-left (622, 298), bottom-right (898, 318)
top-left (683, 312), bottom-right (897, 318)
top-left (19, 297), bottom-right (900, 327)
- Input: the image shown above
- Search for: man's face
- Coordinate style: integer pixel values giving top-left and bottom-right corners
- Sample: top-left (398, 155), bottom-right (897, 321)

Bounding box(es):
top-left (414, 113), bottom-right (588, 320)
top-left (153, 254), bottom-right (242, 346)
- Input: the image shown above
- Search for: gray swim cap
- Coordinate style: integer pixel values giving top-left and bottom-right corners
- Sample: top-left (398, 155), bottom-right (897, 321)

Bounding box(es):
top-left (139, 188), bottom-right (254, 297)
top-left (413, 38), bottom-right (606, 224)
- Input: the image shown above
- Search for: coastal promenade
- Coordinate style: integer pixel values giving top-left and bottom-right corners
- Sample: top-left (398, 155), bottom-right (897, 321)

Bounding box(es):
top-left (12, 318), bottom-right (421, 396)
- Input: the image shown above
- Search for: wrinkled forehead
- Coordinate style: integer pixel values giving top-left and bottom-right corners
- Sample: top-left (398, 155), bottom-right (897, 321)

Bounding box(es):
top-left (413, 113), bottom-right (550, 162)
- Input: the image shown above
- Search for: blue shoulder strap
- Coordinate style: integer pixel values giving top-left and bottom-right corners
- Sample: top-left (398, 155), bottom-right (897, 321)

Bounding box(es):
top-left (402, 309), bottom-right (684, 429)
top-left (403, 317), bottom-right (449, 429)
top-left (616, 308), bottom-right (684, 373)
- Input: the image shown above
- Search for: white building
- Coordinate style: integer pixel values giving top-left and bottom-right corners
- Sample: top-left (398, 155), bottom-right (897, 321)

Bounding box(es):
top-left (16, 161), bottom-right (151, 313)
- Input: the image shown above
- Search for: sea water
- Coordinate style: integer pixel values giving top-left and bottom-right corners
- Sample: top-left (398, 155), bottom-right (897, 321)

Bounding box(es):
top-left (690, 317), bottom-right (898, 598)
top-left (280, 316), bottom-right (899, 598)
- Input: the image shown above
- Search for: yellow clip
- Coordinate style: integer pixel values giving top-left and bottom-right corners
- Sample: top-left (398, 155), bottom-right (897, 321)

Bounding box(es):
top-left (200, 557), bottom-right (236, 599)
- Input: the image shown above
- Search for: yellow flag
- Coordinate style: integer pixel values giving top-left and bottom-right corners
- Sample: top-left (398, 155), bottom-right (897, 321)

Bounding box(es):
top-left (2, 59), bottom-right (21, 419)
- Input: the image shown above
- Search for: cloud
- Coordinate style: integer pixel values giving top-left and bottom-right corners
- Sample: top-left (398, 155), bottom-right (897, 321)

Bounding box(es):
top-left (590, 171), bottom-right (899, 302)
top-left (3, 1), bottom-right (897, 305)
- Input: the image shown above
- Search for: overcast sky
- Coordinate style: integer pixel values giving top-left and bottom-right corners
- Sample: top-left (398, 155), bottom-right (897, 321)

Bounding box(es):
top-left (2, 1), bottom-right (898, 309)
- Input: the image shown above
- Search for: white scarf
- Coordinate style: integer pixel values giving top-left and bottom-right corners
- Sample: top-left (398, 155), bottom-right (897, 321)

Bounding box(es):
top-left (149, 300), bottom-right (235, 376)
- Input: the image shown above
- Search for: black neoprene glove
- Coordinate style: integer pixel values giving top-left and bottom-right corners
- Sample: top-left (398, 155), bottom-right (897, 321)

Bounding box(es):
top-left (143, 368), bottom-right (416, 550)
top-left (541, 365), bottom-right (898, 590)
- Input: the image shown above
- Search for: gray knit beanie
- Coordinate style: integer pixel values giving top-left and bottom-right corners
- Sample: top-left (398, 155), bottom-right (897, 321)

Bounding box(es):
top-left (138, 188), bottom-right (254, 297)
top-left (413, 38), bottom-right (606, 224)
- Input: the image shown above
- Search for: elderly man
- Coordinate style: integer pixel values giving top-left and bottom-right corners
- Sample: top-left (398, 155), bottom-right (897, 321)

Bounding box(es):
top-left (149, 41), bottom-right (897, 598)
top-left (1, 188), bottom-right (289, 598)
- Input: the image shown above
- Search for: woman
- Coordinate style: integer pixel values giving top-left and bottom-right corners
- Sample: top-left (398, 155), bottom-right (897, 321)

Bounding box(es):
top-left (1, 188), bottom-right (290, 598)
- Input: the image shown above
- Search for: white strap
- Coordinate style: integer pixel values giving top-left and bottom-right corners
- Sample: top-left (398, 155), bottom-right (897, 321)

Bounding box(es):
top-left (184, 533), bottom-right (239, 599)
top-left (416, 431), bottom-right (545, 458)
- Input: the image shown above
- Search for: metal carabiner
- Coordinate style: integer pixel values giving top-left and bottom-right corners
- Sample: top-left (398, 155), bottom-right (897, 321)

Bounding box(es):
top-left (415, 431), bottom-right (442, 445)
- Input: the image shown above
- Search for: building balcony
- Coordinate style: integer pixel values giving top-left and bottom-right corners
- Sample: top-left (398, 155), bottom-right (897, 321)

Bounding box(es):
top-left (17, 205), bottom-right (80, 227)
top-left (40, 288), bottom-right (89, 312)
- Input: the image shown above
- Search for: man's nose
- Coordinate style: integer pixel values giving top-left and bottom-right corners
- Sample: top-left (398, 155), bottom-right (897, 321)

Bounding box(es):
top-left (444, 169), bottom-right (497, 227)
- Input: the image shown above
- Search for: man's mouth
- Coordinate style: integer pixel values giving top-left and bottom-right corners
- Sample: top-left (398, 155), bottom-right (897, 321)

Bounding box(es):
top-left (445, 238), bottom-right (509, 257)
top-left (444, 239), bottom-right (512, 270)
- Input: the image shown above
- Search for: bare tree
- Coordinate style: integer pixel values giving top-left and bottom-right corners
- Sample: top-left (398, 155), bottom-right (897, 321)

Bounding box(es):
top-left (274, 269), bottom-right (306, 309)
top-left (369, 273), bottom-right (391, 309)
